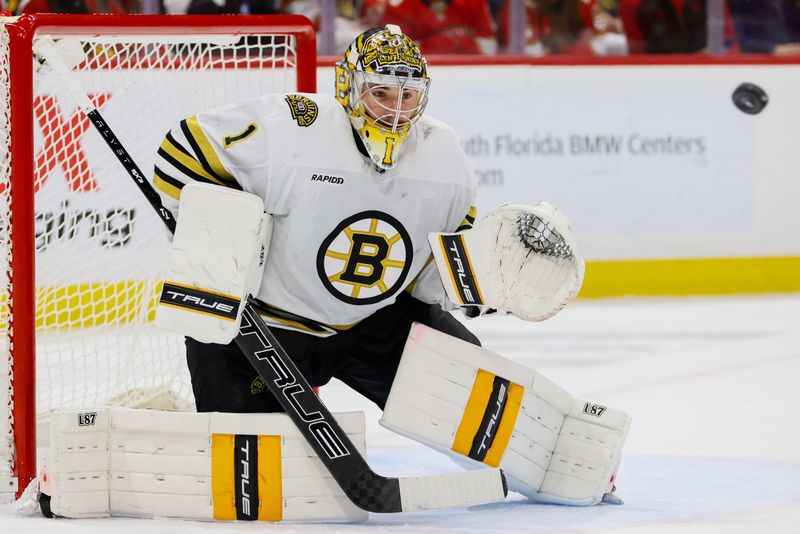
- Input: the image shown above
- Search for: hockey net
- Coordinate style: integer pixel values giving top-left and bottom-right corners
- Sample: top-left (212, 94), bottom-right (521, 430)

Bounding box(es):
top-left (0, 14), bottom-right (316, 500)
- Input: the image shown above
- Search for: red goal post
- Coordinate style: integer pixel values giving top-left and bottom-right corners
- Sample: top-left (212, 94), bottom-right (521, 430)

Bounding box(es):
top-left (0, 14), bottom-right (316, 501)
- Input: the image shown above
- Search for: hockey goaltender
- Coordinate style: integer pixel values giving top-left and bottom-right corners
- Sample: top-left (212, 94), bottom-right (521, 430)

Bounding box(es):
top-left (36, 25), bottom-right (630, 522)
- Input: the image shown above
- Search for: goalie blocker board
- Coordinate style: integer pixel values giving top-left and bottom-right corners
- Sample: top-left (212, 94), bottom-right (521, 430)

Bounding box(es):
top-left (381, 323), bottom-right (631, 506)
top-left (39, 408), bottom-right (369, 522)
top-left (155, 182), bottom-right (271, 345)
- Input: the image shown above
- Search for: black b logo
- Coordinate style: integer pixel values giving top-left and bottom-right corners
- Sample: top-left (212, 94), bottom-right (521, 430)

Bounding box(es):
top-left (317, 211), bottom-right (413, 305)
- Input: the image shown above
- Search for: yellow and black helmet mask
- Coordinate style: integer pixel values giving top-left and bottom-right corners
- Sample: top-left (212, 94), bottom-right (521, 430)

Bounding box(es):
top-left (335, 25), bottom-right (430, 171)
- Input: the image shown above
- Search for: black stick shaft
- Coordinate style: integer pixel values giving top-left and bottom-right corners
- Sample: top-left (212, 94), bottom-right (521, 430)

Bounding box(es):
top-left (87, 110), bottom-right (177, 234)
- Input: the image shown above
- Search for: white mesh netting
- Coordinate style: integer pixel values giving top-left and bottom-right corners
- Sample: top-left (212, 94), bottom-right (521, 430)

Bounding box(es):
top-left (0, 24), bottom-right (303, 491)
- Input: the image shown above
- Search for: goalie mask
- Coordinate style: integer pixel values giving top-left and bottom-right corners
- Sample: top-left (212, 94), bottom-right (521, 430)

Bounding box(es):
top-left (335, 25), bottom-right (430, 171)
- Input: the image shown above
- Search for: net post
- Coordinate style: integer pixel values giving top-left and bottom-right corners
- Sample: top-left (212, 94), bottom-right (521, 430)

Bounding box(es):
top-left (6, 17), bottom-right (37, 501)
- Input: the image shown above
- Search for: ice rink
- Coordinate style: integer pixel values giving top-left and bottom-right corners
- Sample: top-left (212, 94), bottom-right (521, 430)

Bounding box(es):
top-left (2, 294), bottom-right (799, 533)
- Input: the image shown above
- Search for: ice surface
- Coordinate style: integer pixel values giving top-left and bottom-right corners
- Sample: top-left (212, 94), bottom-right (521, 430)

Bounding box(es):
top-left (3, 295), bottom-right (799, 533)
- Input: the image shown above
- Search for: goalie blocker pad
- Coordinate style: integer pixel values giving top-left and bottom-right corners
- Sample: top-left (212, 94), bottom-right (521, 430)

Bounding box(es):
top-left (39, 408), bottom-right (367, 522)
top-left (380, 323), bottom-right (631, 506)
top-left (428, 202), bottom-right (584, 322)
top-left (155, 182), bottom-right (270, 344)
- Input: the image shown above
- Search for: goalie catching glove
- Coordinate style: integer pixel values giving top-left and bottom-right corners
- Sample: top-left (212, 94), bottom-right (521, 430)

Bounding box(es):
top-left (155, 183), bottom-right (270, 344)
top-left (429, 202), bottom-right (584, 321)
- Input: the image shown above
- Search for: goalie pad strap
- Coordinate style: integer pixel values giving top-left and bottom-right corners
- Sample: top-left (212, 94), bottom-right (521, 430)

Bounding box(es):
top-left (380, 323), bottom-right (631, 506)
top-left (40, 408), bottom-right (367, 522)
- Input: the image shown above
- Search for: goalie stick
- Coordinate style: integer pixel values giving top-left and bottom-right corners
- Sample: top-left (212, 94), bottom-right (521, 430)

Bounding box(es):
top-left (35, 36), bottom-right (507, 514)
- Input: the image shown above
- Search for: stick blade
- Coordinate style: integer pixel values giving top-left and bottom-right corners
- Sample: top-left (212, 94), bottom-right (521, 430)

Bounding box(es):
top-left (398, 468), bottom-right (507, 512)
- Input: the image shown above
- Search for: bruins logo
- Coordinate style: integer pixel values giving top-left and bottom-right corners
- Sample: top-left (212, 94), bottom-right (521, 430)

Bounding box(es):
top-left (317, 211), bottom-right (413, 305)
top-left (250, 376), bottom-right (266, 395)
top-left (285, 94), bottom-right (318, 127)
top-left (361, 34), bottom-right (423, 72)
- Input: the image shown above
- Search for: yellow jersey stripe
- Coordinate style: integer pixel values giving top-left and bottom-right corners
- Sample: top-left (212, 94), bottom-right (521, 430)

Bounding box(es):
top-left (159, 136), bottom-right (226, 186)
top-left (166, 131), bottom-right (194, 157)
top-left (252, 300), bottom-right (362, 334)
top-left (153, 169), bottom-right (182, 201)
top-left (456, 205), bottom-right (478, 231)
top-left (184, 116), bottom-right (239, 186)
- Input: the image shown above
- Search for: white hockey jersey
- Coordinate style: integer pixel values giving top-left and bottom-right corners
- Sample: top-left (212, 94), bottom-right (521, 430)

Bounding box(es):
top-left (153, 93), bottom-right (477, 335)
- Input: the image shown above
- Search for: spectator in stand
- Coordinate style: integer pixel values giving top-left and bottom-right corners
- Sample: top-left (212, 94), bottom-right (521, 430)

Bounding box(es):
top-left (619, 0), bottom-right (709, 53)
top-left (282, 0), bottom-right (368, 53)
top-left (361, 0), bottom-right (498, 54)
top-left (785, 0), bottom-right (800, 42)
top-left (590, 0), bottom-right (629, 53)
top-left (12, 0), bottom-right (136, 13)
top-left (497, 0), bottom-right (626, 55)
top-left (728, 0), bottom-right (800, 55)
top-left (162, 0), bottom-right (278, 14)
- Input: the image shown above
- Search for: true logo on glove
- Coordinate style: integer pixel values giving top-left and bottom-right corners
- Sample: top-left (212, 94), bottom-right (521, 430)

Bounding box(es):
top-left (439, 234), bottom-right (484, 306)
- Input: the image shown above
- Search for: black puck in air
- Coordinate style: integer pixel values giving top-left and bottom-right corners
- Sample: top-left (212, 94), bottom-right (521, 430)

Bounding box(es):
top-left (732, 83), bottom-right (768, 115)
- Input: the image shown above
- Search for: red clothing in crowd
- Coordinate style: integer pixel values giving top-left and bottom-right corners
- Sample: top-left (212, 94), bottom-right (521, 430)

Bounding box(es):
top-left (14, 0), bottom-right (130, 14)
top-left (362, 0), bottom-right (497, 54)
top-left (497, 0), bottom-right (597, 55)
top-left (620, 0), bottom-right (734, 53)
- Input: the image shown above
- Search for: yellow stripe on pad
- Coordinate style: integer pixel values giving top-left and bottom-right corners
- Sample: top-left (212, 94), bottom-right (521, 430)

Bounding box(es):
top-left (211, 434), bottom-right (236, 521)
top-left (483, 382), bottom-right (524, 467)
top-left (258, 435), bottom-right (283, 521)
top-left (452, 370), bottom-right (524, 467)
top-left (452, 369), bottom-right (496, 456)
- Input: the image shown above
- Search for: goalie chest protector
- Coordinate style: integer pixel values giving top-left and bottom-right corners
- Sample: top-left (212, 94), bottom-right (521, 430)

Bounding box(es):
top-left (174, 94), bottom-right (476, 332)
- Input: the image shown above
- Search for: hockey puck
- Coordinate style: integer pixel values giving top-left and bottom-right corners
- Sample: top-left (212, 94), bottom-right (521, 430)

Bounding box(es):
top-left (732, 83), bottom-right (768, 115)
